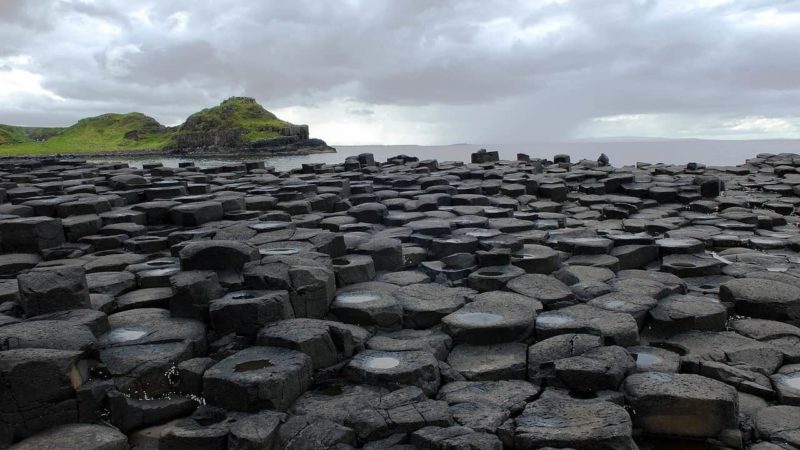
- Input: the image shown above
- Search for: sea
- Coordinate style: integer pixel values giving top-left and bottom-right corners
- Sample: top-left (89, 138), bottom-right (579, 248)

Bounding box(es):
top-left (86, 140), bottom-right (800, 172)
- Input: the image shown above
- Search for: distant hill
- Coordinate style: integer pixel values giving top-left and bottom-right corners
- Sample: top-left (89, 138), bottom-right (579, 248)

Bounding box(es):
top-left (0, 124), bottom-right (64, 146)
top-left (0, 97), bottom-right (333, 155)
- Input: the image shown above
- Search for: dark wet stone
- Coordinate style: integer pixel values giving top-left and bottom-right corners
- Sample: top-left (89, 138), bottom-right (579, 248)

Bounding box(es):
top-left (0, 253), bottom-right (40, 277)
top-left (0, 320), bottom-right (95, 352)
top-left (332, 254), bottom-right (376, 286)
top-left (720, 277), bottom-right (800, 324)
top-left (108, 390), bottom-right (196, 433)
top-left (0, 349), bottom-right (87, 443)
top-left (754, 405), bottom-right (800, 447)
top-left (27, 308), bottom-right (109, 337)
top-left (555, 345), bottom-right (635, 394)
top-left (176, 357), bottom-right (215, 397)
top-left (536, 304), bottom-right (639, 346)
top-left (661, 254), bottom-right (723, 277)
top-left (771, 364), bottom-right (800, 406)
top-left (506, 274), bottom-right (575, 309)
top-left (447, 343), bottom-right (527, 381)
top-left (665, 331), bottom-right (784, 375)
top-left (289, 382), bottom-right (386, 424)
top-left (514, 398), bottom-right (636, 449)
top-left (97, 308), bottom-right (205, 396)
top-left (441, 294), bottom-right (535, 344)
top-left (648, 294), bottom-right (727, 336)
top-left (179, 240), bottom-right (259, 272)
top-left (169, 200), bottom-right (224, 226)
top-left (275, 415), bottom-right (356, 449)
top-left (17, 265), bottom-right (90, 316)
top-left (410, 426), bottom-right (503, 450)
top-left (170, 270), bottom-right (226, 321)
top-left (357, 237), bottom-right (403, 271)
top-left (394, 283), bottom-right (475, 329)
top-left (466, 264), bottom-right (525, 291)
top-left (731, 318), bottom-right (800, 363)
top-left (628, 346), bottom-right (682, 373)
top-left (343, 350), bottom-right (440, 395)
top-left (345, 387), bottom-right (453, 441)
top-left (624, 372), bottom-right (740, 445)
top-left (366, 329), bottom-right (452, 361)
top-left (8, 424), bottom-right (127, 450)
top-left (332, 282), bottom-right (402, 329)
top-left (115, 287), bottom-right (174, 312)
top-left (587, 291), bottom-right (657, 327)
top-left (85, 270), bottom-right (136, 296)
top-left (203, 346), bottom-right (313, 412)
top-left (0, 216), bottom-right (65, 253)
top-left (557, 237), bottom-right (614, 255)
top-left (209, 290), bottom-right (293, 337)
top-left (610, 244), bottom-right (659, 269)
top-left (257, 318), bottom-right (366, 370)
top-left (510, 244), bottom-right (560, 274)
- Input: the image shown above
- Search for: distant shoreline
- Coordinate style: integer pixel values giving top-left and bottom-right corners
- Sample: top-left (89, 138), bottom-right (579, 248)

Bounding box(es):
top-left (0, 145), bottom-right (337, 161)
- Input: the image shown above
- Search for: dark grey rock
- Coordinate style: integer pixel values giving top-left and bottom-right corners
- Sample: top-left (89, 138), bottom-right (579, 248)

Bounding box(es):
top-left (514, 398), bottom-right (636, 449)
top-left (343, 349), bottom-right (440, 395)
top-left (17, 265), bottom-right (90, 316)
top-left (203, 346), bottom-right (313, 412)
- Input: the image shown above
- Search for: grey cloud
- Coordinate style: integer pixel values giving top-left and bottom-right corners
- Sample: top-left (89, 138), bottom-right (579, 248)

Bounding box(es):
top-left (2, 0), bottom-right (800, 140)
top-left (347, 107), bottom-right (374, 116)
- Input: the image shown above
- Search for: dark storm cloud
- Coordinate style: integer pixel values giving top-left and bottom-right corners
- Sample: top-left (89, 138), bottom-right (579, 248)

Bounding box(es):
top-left (1, 0), bottom-right (799, 141)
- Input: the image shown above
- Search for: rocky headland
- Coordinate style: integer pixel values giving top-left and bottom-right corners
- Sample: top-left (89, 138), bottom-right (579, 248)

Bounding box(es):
top-left (0, 97), bottom-right (335, 157)
top-left (1, 150), bottom-right (800, 449)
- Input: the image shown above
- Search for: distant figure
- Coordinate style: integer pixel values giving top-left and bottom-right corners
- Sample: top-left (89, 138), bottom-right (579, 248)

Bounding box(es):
top-left (554, 154), bottom-right (570, 164)
top-left (597, 153), bottom-right (610, 167)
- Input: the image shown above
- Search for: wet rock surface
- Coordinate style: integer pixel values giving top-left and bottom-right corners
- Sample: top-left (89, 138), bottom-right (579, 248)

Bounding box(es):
top-left (2, 151), bottom-right (800, 448)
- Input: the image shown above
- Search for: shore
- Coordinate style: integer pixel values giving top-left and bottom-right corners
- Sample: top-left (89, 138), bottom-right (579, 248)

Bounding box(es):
top-left (0, 144), bottom-right (337, 160)
top-left (0, 149), bottom-right (799, 449)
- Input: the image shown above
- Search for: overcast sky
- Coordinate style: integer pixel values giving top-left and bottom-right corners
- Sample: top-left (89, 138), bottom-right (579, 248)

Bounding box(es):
top-left (1, 0), bottom-right (799, 144)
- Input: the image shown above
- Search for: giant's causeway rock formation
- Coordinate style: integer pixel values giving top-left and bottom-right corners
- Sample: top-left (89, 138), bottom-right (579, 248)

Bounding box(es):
top-left (2, 151), bottom-right (800, 448)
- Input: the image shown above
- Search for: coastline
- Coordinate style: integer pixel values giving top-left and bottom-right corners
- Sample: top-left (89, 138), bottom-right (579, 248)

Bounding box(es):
top-left (0, 144), bottom-right (337, 161)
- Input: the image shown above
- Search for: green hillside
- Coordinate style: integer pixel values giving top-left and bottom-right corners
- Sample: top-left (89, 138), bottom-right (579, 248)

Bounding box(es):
top-left (0, 97), bottom-right (299, 155)
top-left (176, 97), bottom-right (289, 142)
top-left (0, 125), bottom-right (64, 146)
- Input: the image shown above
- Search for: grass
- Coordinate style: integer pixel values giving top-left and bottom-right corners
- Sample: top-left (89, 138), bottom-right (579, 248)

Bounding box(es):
top-left (0, 97), bottom-right (293, 156)
top-left (0, 124), bottom-right (64, 146)
top-left (176, 97), bottom-right (289, 143)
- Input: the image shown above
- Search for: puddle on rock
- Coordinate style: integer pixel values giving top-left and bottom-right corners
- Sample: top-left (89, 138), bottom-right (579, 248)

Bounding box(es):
top-left (336, 292), bottom-right (380, 304)
top-left (250, 222), bottom-right (288, 232)
top-left (604, 300), bottom-right (627, 310)
top-left (781, 374), bottom-right (800, 391)
top-left (478, 271), bottom-right (504, 277)
top-left (645, 372), bottom-right (673, 382)
top-left (467, 230), bottom-right (497, 238)
top-left (537, 315), bottom-right (572, 326)
top-left (234, 360), bottom-right (274, 372)
top-left (365, 356), bottom-right (400, 370)
top-left (260, 248), bottom-right (299, 256)
top-left (107, 328), bottom-right (147, 342)
top-left (635, 352), bottom-right (663, 369)
top-left (457, 312), bottom-right (503, 326)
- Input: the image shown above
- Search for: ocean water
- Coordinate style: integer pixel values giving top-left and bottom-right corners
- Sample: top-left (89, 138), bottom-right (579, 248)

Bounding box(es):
top-left (86, 140), bottom-right (800, 172)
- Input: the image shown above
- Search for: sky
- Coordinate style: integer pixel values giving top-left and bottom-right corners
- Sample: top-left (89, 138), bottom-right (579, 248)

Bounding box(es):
top-left (1, 0), bottom-right (800, 145)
